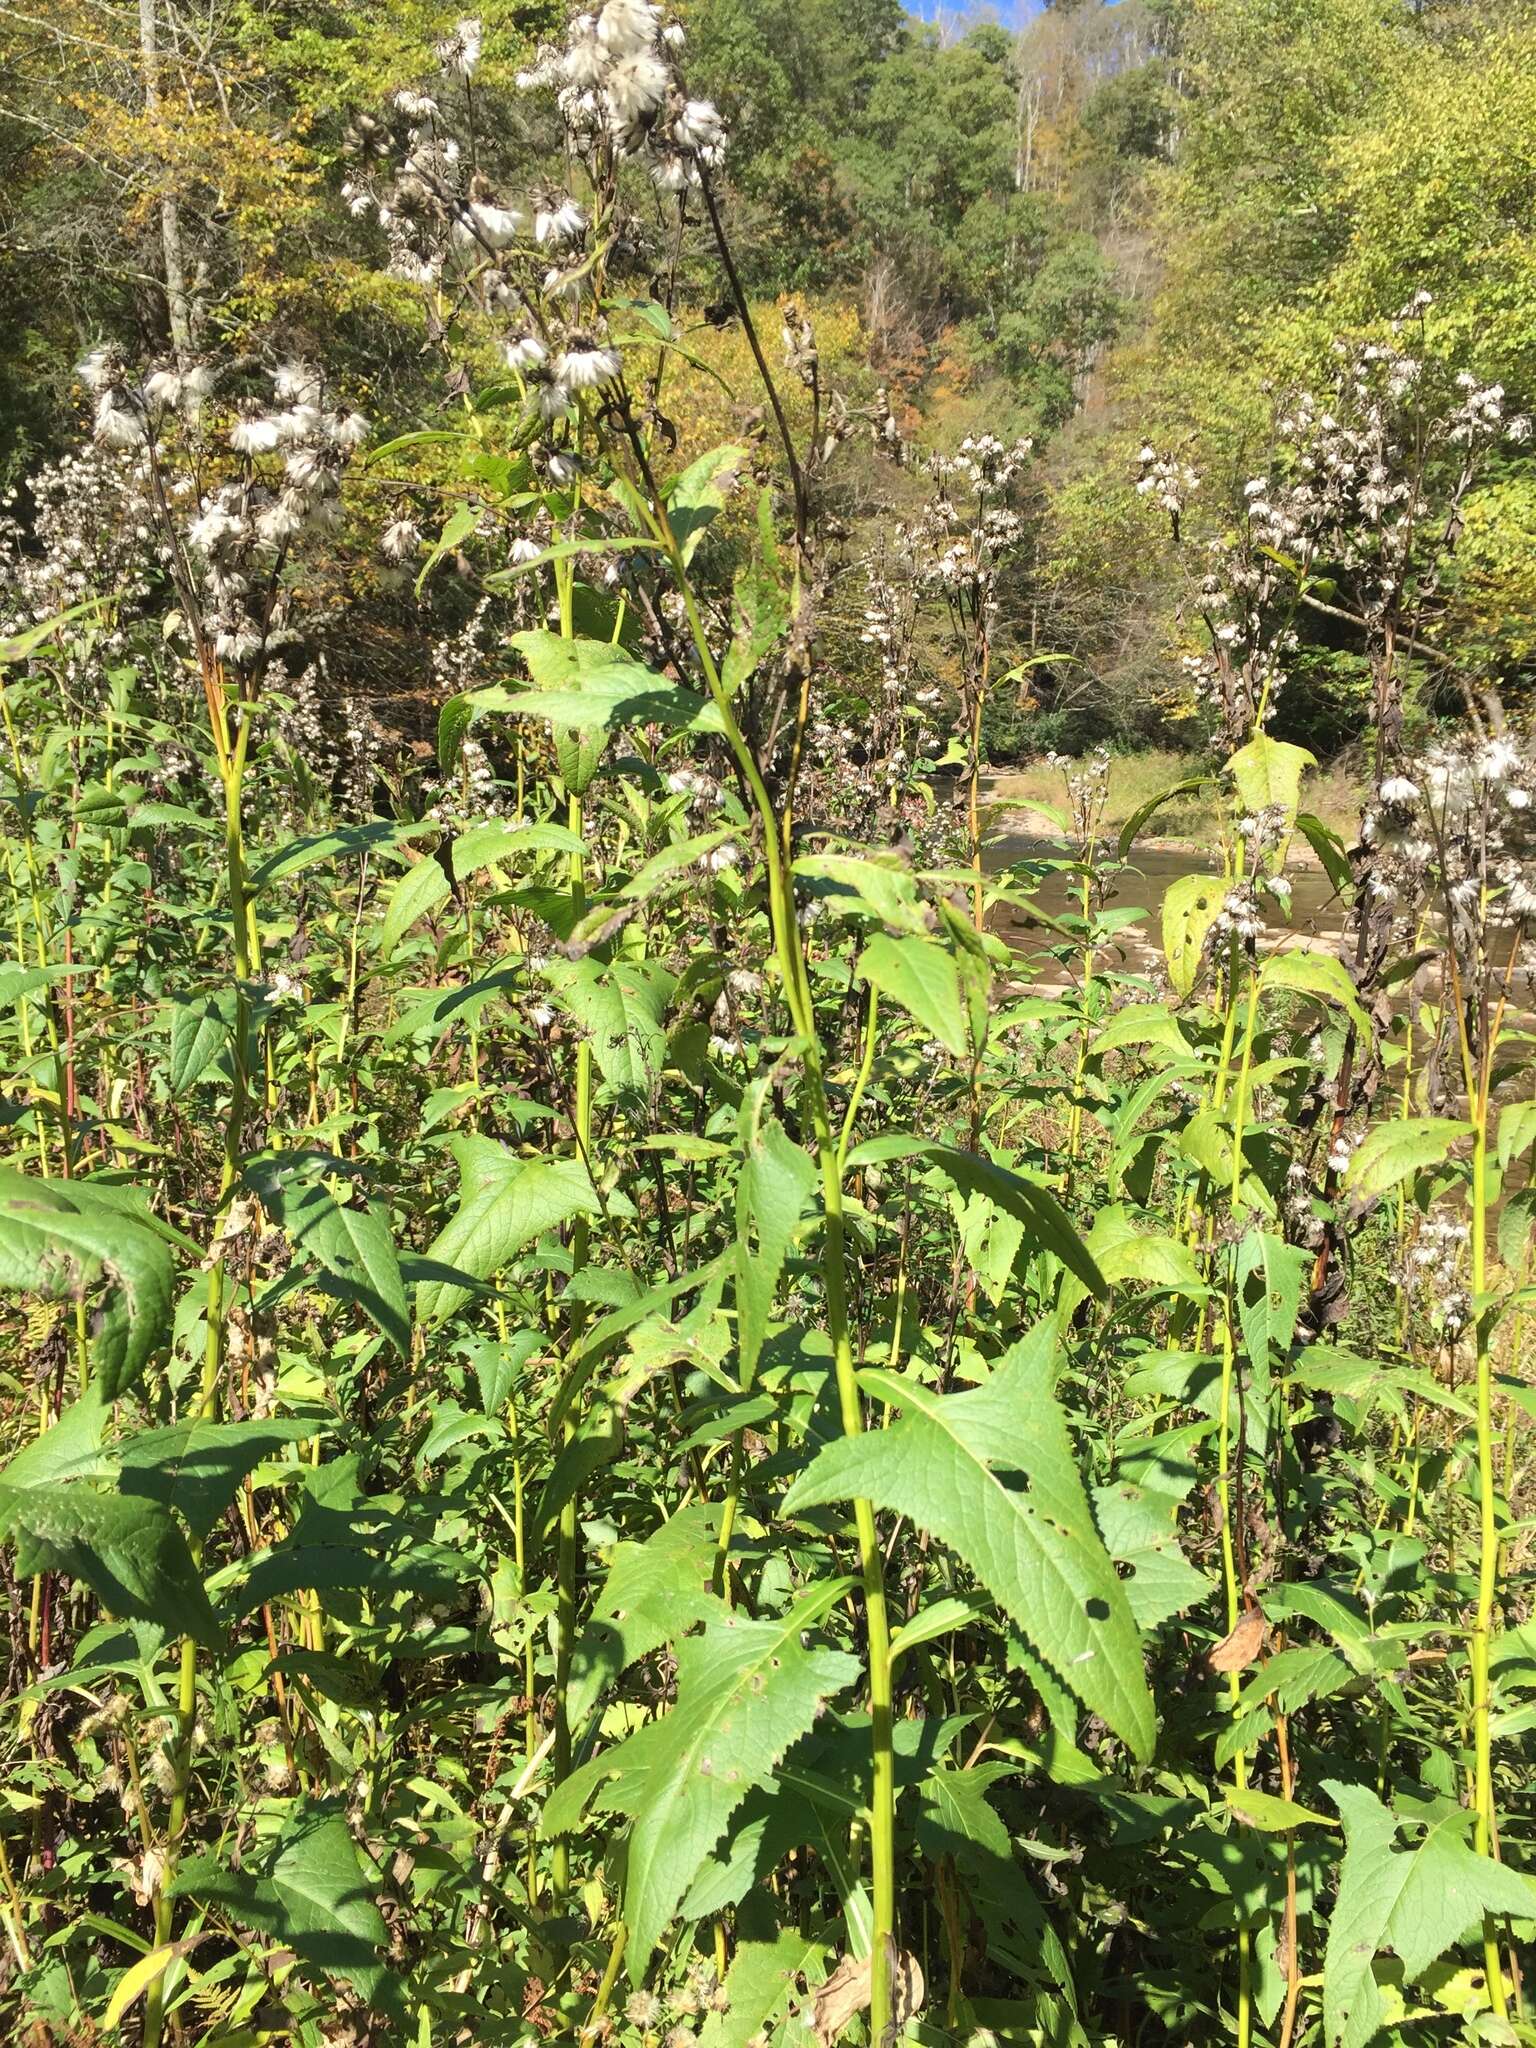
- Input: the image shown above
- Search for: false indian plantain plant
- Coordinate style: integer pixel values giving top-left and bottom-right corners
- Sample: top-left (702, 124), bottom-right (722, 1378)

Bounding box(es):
top-left (1, 10), bottom-right (1535, 2048)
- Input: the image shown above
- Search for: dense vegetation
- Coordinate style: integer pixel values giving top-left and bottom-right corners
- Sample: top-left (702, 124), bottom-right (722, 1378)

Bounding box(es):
top-left (1, 2), bottom-right (1534, 2046)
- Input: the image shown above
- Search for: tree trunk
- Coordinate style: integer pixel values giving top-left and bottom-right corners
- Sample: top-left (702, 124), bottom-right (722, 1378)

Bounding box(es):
top-left (137, 0), bottom-right (193, 359)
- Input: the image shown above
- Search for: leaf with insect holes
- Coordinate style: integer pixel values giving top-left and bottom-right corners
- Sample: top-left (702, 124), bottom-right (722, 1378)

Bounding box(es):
top-left (585, 1581), bottom-right (860, 1967)
top-left (1162, 873), bottom-right (1223, 997)
top-left (1322, 1782), bottom-right (1536, 2048)
top-left (545, 956), bottom-right (676, 1094)
top-left (784, 1324), bottom-right (1154, 1759)
top-left (416, 1136), bottom-right (602, 1325)
top-left (1233, 1231), bottom-right (1309, 1366)
top-left (0, 1168), bottom-right (173, 1400)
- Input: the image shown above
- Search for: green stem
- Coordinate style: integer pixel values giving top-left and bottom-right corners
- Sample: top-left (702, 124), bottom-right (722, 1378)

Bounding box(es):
top-left (1469, 1102), bottom-right (1508, 2017)
top-left (144, 688), bottom-right (254, 2048)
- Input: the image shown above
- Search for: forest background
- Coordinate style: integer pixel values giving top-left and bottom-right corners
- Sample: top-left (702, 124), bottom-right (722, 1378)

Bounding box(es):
top-left (5, 0), bottom-right (1535, 778)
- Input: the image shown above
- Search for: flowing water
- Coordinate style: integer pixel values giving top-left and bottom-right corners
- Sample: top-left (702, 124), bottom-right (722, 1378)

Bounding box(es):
top-left (986, 834), bottom-right (1350, 982)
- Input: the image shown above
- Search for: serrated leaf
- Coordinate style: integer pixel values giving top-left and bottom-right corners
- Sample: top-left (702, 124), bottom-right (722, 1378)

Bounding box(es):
top-left (417, 1137), bottom-right (601, 1325)
top-left (116, 1418), bottom-right (316, 1539)
top-left (1323, 1783), bottom-right (1536, 2048)
top-left (377, 852), bottom-right (451, 959)
top-left (1093, 1479), bottom-right (1212, 1630)
top-left (1225, 1784), bottom-right (1335, 1832)
top-left (784, 1327), bottom-right (1153, 1759)
top-left (598, 1583), bottom-right (860, 1966)
top-left (1294, 811), bottom-right (1353, 895)
top-left (0, 1485), bottom-right (217, 1646)
top-left (1342, 1118), bottom-right (1472, 1199)
top-left (736, 1112), bottom-right (818, 1380)
top-left (1094, 1005), bottom-right (1195, 1060)
top-left (666, 443), bottom-right (746, 563)
top-left (546, 956), bottom-right (676, 1094)
top-left (923, 1146), bottom-right (1103, 1297)
top-left (1227, 736), bottom-right (1314, 852)
top-left (698, 1924), bottom-right (830, 2047)
top-left (248, 821), bottom-right (429, 892)
top-left (793, 854), bottom-right (929, 935)
top-left (280, 1181), bottom-right (410, 1356)
top-left (0, 1169), bottom-right (173, 1400)
top-left (1234, 1231), bottom-right (1309, 1365)
top-left (1260, 949), bottom-right (1373, 1045)
top-left (508, 630), bottom-right (725, 732)
top-left (568, 1505), bottom-right (721, 1726)
top-left (0, 1390), bottom-right (112, 1492)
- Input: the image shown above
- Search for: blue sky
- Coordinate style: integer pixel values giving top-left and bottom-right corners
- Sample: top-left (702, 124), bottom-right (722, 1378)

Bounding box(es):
top-left (911, 1), bottom-right (1051, 22)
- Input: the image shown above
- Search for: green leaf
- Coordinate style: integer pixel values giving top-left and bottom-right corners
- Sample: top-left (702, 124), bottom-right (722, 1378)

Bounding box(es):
top-left (417, 1137), bottom-right (601, 1324)
top-left (784, 1327), bottom-right (1154, 1760)
top-left (857, 932), bottom-right (970, 1057)
top-left (1162, 873), bottom-right (1223, 997)
top-left (666, 443), bottom-right (746, 563)
top-left (720, 556), bottom-right (791, 699)
top-left (1498, 1187), bottom-right (1536, 1269)
top-left (915, 1762), bottom-right (1014, 1864)
top-left (0, 1169), bottom-right (173, 1400)
top-left (1227, 736), bottom-right (1314, 852)
top-left (0, 1390), bottom-right (111, 1491)
top-left (1093, 1479), bottom-right (1212, 1630)
top-left (377, 853), bottom-right (451, 959)
top-left (1496, 1098), bottom-right (1536, 1174)
top-left (736, 1109), bottom-right (819, 1381)
top-left (0, 1485), bottom-right (217, 1647)
top-left (1342, 1118), bottom-right (1473, 1200)
top-left (1117, 774), bottom-right (1212, 860)
top-left (599, 1582), bottom-right (860, 1965)
top-left (793, 854), bottom-right (929, 934)
top-left (697, 1924), bottom-right (830, 2047)
top-left (1225, 1785), bottom-right (1335, 1832)
top-left (116, 1418), bottom-right (315, 1539)
top-left (508, 630), bottom-right (725, 732)
top-left (248, 821), bottom-right (430, 892)
top-left (173, 1805), bottom-right (392, 2012)
top-left (1295, 812), bottom-right (1353, 896)
top-left (280, 1181), bottom-right (410, 1356)
top-left (1260, 949), bottom-right (1373, 1045)
top-left (415, 502), bottom-right (479, 592)
top-left (1066, 1205), bottom-right (1205, 1318)
top-left (546, 956), bottom-right (676, 1094)
top-left (1322, 1783), bottom-right (1536, 2048)
top-left (923, 1147), bottom-right (1103, 1298)
top-left (1094, 1005), bottom-right (1195, 1060)
top-left (1233, 1231), bottom-right (1309, 1365)
top-left (568, 1505), bottom-right (722, 1726)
